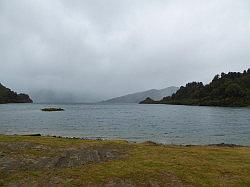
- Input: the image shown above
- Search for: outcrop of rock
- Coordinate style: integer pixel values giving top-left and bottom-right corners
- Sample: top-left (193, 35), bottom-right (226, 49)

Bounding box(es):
top-left (41, 108), bottom-right (64, 112)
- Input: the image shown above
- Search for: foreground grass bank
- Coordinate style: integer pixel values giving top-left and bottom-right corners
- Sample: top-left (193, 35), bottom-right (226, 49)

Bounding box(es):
top-left (0, 135), bottom-right (250, 186)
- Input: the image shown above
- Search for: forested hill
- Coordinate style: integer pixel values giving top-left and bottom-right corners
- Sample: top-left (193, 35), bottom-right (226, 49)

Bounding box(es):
top-left (140, 69), bottom-right (250, 107)
top-left (0, 83), bottom-right (33, 104)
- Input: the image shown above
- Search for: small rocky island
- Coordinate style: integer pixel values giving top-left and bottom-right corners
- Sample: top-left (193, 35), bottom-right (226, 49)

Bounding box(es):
top-left (0, 83), bottom-right (33, 104)
top-left (41, 108), bottom-right (64, 112)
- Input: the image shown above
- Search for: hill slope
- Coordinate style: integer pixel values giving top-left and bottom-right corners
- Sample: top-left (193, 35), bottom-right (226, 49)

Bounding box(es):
top-left (0, 83), bottom-right (33, 104)
top-left (102, 86), bottom-right (178, 103)
top-left (140, 69), bottom-right (250, 107)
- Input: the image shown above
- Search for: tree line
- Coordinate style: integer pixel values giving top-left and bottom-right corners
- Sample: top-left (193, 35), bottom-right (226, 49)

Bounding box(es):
top-left (140, 69), bottom-right (250, 107)
top-left (0, 83), bottom-right (33, 104)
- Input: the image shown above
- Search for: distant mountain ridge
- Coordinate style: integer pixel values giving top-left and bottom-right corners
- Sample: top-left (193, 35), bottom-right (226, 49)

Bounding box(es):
top-left (102, 86), bottom-right (179, 103)
top-left (0, 83), bottom-right (33, 104)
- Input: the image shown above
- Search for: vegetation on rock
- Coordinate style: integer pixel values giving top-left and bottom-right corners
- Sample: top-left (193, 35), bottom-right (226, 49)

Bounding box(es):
top-left (140, 69), bottom-right (250, 107)
top-left (41, 108), bottom-right (64, 112)
top-left (0, 83), bottom-right (33, 104)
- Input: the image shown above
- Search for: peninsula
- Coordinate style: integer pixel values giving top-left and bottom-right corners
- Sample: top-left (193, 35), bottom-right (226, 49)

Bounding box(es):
top-left (140, 69), bottom-right (250, 107)
top-left (0, 83), bottom-right (33, 104)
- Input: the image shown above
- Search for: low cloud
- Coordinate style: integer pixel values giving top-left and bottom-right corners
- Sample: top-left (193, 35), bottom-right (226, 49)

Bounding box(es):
top-left (0, 0), bottom-right (250, 101)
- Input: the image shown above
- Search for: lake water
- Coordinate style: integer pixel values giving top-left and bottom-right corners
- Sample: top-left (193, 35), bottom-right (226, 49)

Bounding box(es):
top-left (0, 103), bottom-right (249, 145)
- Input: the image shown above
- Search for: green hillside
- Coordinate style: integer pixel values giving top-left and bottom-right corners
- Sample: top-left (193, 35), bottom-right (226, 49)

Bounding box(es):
top-left (140, 69), bottom-right (250, 107)
top-left (0, 83), bottom-right (33, 104)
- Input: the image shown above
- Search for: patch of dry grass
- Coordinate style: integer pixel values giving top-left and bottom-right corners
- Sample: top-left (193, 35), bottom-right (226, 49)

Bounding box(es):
top-left (0, 135), bottom-right (250, 186)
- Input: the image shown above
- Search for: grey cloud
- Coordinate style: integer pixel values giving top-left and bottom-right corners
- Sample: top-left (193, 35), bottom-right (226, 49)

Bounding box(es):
top-left (0, 0), bottom-right (250, 102)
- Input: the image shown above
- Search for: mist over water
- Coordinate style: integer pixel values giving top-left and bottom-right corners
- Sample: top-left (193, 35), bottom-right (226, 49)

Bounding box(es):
top-left (1, 103), bottom-right (249, 145)
top-left (1, 0), bottom-right (250, 100)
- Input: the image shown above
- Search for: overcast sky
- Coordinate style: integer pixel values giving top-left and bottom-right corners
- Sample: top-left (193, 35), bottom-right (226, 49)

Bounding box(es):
top-left (0, 0), bottom-right (250, 101)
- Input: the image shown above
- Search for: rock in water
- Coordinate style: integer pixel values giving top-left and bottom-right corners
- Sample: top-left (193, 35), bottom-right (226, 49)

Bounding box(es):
top-left (41, 108), bottom-right (64, 112)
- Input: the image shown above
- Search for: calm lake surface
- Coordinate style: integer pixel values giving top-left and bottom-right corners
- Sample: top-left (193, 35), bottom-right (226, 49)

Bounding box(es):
top-left (0, 103), bottom-right (249, 145)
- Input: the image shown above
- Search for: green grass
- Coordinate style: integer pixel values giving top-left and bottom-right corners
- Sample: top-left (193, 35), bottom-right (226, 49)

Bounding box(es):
top-left (1, 135), bottom-right (250, 186)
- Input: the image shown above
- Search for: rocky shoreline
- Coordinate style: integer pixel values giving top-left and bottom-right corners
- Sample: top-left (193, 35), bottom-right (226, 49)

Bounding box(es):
top-left (10, 134), bottom-right (245, 147)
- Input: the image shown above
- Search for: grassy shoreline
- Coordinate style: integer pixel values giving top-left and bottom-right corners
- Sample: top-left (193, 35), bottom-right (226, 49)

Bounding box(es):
top-left (0, 134), bottom-right (250, 186)
top-left (3, 133), bottom-right (246, 147)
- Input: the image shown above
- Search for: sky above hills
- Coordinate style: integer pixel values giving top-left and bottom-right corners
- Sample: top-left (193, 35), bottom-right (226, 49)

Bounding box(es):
top-left (0, 0), bottom-right (250, 101)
